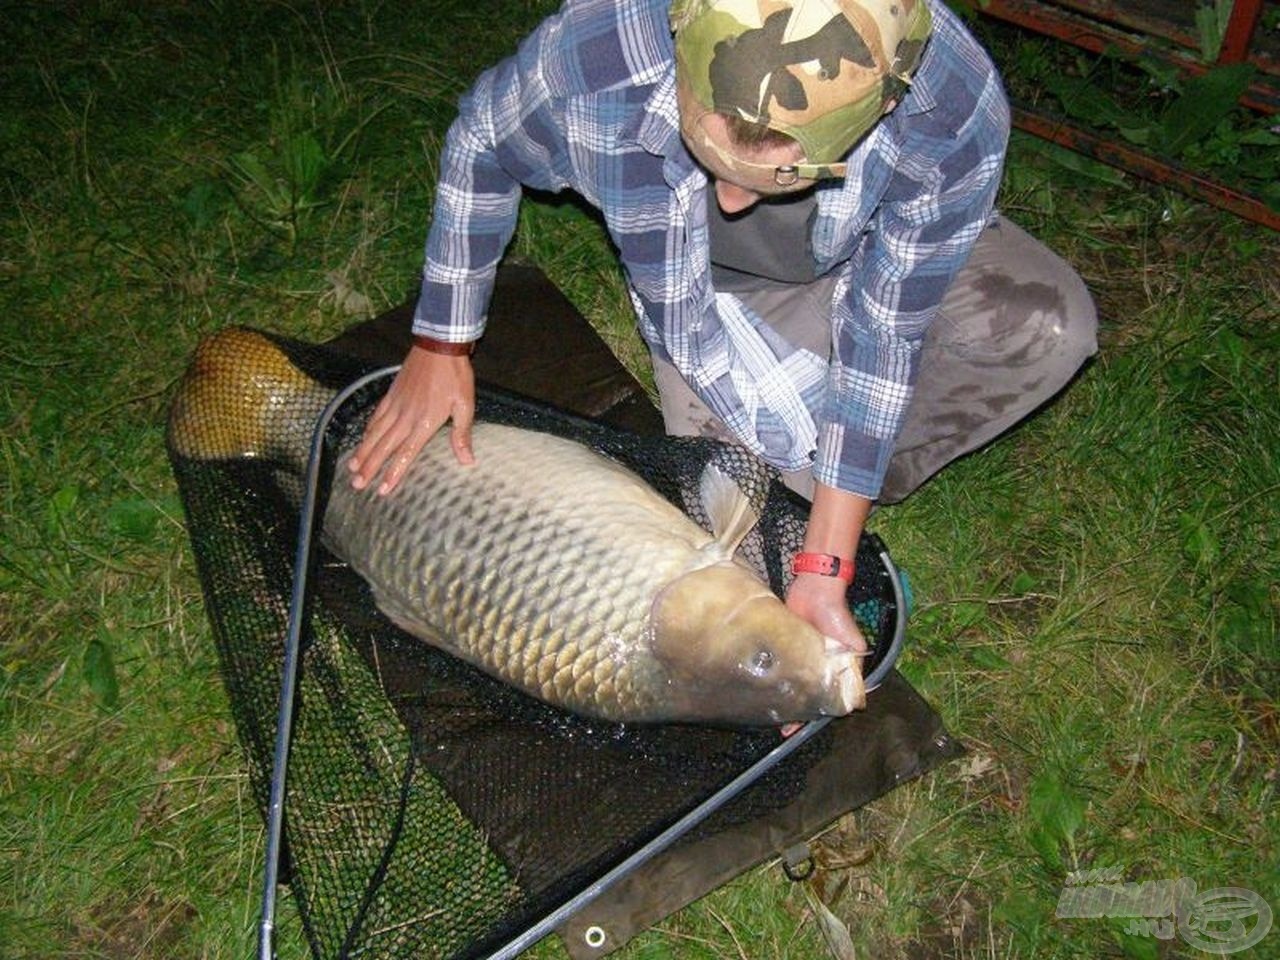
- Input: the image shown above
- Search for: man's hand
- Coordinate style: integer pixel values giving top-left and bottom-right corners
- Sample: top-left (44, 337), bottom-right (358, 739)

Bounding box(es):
top-left (779, 574), bottom-right (865, 739)
top-left (785, 572), bottom-right (866, 654)
top-left (790, 481), bottom-right (873, 651)
top-left (779, 482), bottom-right (872, 739)
top-left (347, 341), bottom-right (476, 495)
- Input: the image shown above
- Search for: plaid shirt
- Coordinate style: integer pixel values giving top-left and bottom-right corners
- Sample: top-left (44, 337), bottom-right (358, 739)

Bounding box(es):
top-left (415, 0), bottom-right (1009, 498)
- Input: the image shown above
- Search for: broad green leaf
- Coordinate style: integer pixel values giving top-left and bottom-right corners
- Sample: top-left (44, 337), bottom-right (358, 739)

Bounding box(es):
top-left (230, 150), bottom-right (276, 194)
top-left (1042, 74), bottom-right (1132, 129)
top-left (83, 637), bottom-right (120, 709)
top-left (970, 646), bottom-right (1011, 671)
top-left (1010, 571), bottom-right (1037, 594)
top-left (1178, 513), bottom-right (1220, 568)
top-left (1195, 0), bottom-right (1233, 62)
top-left (1115, 122), bottom-right (1155, 147)
top-left (1157, 64), bottom-right (1256, 157)
top-left (45, 483), bottom-right (80, 536)
top-left (1135, 55), bottom-right (1182, 94)
top-left (284, 132), bottom-right (328, 198)
top-left (1020, 136), bottom-right (1130, 185)
top-left (1028, 768), bottom-right (1086, 849)
top-left (1238, 127), bottom-right (1280, 147)
top-left (1029, 825), bottom-right (1063, 871)
top-left (106, 497), bottom-right (160, 542)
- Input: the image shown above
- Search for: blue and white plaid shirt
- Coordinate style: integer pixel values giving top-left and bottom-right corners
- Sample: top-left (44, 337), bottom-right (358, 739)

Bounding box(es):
top-left (414, 0), bottom-right (1009, 498)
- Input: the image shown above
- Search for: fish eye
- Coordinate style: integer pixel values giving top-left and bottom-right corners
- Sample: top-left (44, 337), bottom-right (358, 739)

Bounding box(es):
top-left (749, 649), bottom-right (775, 676)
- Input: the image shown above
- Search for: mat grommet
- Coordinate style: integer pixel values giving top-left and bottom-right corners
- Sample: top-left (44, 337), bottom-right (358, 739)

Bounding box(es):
top-left (781, 841), bottom-right (814, 882)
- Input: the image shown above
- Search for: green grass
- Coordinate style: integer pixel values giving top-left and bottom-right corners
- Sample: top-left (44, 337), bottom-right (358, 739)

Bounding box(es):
top-left (2, 1), bottom-right (1277, 958)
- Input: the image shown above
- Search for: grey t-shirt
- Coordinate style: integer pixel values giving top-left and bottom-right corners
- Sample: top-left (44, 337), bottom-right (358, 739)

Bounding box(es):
top-left (707, 189), bottom-right (820, 287)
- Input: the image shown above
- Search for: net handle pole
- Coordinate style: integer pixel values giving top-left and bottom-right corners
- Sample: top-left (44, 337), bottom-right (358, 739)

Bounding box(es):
top-left (258, 365), bottom-right (400, 960)
top-left (484, 715), bottom-right (833, 960)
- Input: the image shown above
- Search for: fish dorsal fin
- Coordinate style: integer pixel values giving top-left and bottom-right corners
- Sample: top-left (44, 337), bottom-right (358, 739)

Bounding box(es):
top-left (699, 463), bottom-right (760, 558)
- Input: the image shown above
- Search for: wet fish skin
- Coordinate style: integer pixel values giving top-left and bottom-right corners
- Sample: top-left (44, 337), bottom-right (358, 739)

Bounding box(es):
top-left (169, 328), bottom-right (863, 725)
top-left (327, 423), bottom-right (708, 719)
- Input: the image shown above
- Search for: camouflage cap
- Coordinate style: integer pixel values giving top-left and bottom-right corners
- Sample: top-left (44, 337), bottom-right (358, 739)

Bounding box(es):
top-left (673, 0), bottom-right (933, 176)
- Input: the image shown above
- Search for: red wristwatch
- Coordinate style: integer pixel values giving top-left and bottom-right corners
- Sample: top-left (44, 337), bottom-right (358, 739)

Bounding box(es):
top-left (791, 552), bottom-right (855, 584)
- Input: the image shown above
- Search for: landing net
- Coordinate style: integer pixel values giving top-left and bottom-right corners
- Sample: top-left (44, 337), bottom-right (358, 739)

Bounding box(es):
top-left (167, 330), bottom-right (901, 960)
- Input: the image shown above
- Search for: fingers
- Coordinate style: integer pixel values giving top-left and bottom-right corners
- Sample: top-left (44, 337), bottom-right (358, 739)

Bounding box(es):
top-left (347, 394), bottom-right (394, 479)
top-left (840, 617), bottom-right (868, 655)
top-left (347, 402), bottom-right (398, 491)
top-left (349, 405), bottom-right (439, 494)
top-left (375, 418), bottom-right (437, 495)
top-left (786, 573), bottom-right (868, 653)
top-left (346, 349), bottom-right (477, 494)
top-left (449, 396), bottom-right (476, 466)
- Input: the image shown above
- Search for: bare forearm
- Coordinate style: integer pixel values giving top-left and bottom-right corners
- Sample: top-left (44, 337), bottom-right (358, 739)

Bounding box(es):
top-left (784, 482), bottom-right (872, 654)
top-left (802, 482), bottom-right (873, 566)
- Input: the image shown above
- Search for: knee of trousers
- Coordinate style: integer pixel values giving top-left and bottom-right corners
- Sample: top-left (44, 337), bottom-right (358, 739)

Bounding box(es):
top-left (997, 249), bottom-right (1099, 381)
top-left (1052, 265), bottom-right (1099, 367)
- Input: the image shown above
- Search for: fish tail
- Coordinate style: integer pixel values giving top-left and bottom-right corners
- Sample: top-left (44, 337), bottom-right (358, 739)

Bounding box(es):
top-left (167, 327), bottom-right (329, 462)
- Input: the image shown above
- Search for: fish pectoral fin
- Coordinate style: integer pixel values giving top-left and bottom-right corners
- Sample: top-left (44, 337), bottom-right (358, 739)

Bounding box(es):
top-left (698, 463), bottom-right (760, 556)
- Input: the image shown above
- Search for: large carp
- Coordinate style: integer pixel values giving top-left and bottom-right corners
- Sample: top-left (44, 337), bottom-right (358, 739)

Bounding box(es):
top-left (169, 328), bottom-right (863, 725)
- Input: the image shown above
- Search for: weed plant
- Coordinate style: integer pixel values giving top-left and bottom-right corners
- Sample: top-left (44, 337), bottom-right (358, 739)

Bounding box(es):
top-left (1, 2), bottom-right (1276, 958)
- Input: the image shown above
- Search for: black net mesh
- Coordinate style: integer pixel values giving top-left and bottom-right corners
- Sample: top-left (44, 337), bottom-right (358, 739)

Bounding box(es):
top-left (167, 330), bottom-right (901, 959)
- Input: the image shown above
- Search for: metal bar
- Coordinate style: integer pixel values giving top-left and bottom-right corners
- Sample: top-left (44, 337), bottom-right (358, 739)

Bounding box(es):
top-left (1041, 0), bottom-right (1200, 51)
top-left (964, 0), bottom-right (1279, 113)
top-left (485, 716), bottom-right (835, 960)
top-left (257, 365), bottom-right (402, 960)
top-left (1012, 104), bottom-right (1280, 232)
top-left (487, 551), bottom-right (910, 958)
top-left (1219, 0), bottom-right (1265, 65)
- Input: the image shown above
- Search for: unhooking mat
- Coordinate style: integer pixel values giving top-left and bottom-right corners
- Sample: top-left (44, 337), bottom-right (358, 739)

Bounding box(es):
top-left (168, 263), bottom-right (960, 959)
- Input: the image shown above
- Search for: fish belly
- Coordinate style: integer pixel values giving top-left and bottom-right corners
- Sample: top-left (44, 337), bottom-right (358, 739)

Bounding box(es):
top-left (321, 423), bottom-right (708, 721)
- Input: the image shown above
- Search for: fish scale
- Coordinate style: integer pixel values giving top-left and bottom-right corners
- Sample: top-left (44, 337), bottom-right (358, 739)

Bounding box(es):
top-left (322, 422), bottom-right (701, 718)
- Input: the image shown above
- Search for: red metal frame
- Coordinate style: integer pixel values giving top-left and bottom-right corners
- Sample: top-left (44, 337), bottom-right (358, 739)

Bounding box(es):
top-left (1045, 0), bottom-right (1271, 67)
top-left (1219, 0), bottom-right (1266, 65)
top-left (1047, 0), bottom-right (1202, 51)
top-left (1013, 104), bottom-right (1280, 231)
top-left (959, 0), bottom-right (1278, 230)
top-left (964, 0), bottom-right (1277, 113)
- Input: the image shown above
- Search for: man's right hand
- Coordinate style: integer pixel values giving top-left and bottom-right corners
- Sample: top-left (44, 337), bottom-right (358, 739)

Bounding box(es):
top-left (347, 340), bottom-right (476, 496)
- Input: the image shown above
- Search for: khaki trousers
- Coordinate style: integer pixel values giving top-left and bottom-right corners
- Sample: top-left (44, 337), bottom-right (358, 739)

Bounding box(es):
top-left (650, 216), bottom-right (1098, 502)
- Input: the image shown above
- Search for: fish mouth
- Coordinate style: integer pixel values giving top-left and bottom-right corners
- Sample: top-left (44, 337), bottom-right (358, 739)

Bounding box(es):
top-left (821, 637), bottom-right (865, 714)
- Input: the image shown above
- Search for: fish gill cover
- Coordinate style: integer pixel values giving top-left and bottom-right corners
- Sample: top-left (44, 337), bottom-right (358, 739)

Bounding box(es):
top-left (166, 328), bottom-right (902, 959)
